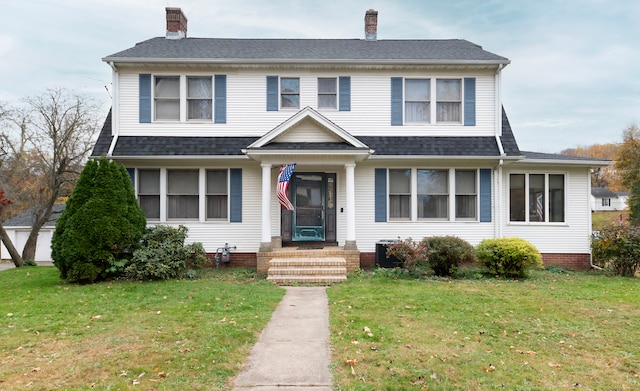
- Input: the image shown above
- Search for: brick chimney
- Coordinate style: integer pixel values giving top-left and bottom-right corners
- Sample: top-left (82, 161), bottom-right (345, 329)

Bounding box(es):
top-left (364, 9), bottom-right (378, 41)
top-left (166, 7), bottom-right (188, 39)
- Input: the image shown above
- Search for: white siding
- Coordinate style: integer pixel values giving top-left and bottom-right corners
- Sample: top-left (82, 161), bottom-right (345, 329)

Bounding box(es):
top-left (0, 229), bottom-right (53, 262)
top-left (114, 69), bottom-right (497, 138)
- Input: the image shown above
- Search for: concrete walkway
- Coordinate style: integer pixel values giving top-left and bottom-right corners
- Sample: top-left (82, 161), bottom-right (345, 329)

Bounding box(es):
top-left (233, 286), bottom-right (332, 391)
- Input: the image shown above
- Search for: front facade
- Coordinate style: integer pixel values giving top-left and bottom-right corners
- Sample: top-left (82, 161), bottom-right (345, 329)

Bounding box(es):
top-left (91, 8), bottom-right (609, 271)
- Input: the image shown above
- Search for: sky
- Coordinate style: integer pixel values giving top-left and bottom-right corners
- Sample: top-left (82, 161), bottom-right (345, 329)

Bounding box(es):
top-left (1, 0), bottom-right (638, 153)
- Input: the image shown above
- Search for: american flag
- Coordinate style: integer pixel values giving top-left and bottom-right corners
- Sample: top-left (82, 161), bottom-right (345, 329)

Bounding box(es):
top-left (277, 164), bottom-right (296, 211)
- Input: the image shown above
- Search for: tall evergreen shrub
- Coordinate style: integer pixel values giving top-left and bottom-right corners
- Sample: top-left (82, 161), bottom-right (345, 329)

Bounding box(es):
top-left (51, 157), bottom-right (146, 283)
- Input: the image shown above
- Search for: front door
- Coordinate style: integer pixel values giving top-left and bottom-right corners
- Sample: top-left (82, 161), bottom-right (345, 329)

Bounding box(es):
top-left (292, 173), bottom-right (325, 241)
top-left (281, 172), bottom-right (336, 244)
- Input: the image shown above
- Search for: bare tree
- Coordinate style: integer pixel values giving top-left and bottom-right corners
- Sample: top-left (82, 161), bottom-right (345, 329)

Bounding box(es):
top-left (0, 88), bottom-right (101, 266)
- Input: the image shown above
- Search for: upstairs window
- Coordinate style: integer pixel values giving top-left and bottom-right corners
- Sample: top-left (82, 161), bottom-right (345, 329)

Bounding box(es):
top-left (187, 77), bottom-right (212, 120)
top-left (436, 79), bottom-right (462, 123)
top-left (405, 79), bottom-right (430, 123)
top-left (280, 78), bottom-right (300, 109)
top-left (318, 78), bottom-right (337, 109)
top-left (154, 76), bottom-right (180, 121)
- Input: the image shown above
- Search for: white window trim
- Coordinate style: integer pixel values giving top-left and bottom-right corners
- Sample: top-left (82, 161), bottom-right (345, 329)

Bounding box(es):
top-left (152, 75), bottom-right (215, 123)
top-left (388, 168), bottom-right (480, 222)
top-left (403, 78), bottom-right (463, 125)
top-left (317, 77), bottom-right (338, 110)
top-left (507, 171), bottom-right (568, 225)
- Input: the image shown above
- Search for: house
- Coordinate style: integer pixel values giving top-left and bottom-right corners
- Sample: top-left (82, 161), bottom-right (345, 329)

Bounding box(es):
top-left (0, 204), bottom-right (65, 262)
top-left (591, 187), bottom-right (628, 212)
top-left (91, 8), bottom-right (610, 278)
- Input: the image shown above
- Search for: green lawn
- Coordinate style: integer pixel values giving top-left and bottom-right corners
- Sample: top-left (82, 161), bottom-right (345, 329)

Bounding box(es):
top-left (592, 210), bottom-right (629, 230)
top-left (0, 266), bottom-right (285, 390)
top-left (328, 270), bottom-right (640, 390)
top-left (2, 266), bottom-right (639, 390)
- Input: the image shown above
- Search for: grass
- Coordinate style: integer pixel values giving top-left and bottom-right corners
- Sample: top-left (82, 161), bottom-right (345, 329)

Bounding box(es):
top-left (592, 210), bottom-right (628, 230)
top-left (328, 269), bottom-right (640, 390)
top-left (0, 266), bottom-right (285, 390)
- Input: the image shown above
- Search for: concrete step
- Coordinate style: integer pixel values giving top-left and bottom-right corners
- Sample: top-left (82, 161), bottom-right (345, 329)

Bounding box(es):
top-left (268, 267), bottom-right (347, 276)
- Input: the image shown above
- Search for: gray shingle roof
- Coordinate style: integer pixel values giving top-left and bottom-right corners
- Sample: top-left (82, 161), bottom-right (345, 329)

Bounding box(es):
top-left (91, 108), bottom-right (521, 159)
top-left (3, 204), bottom-right (65, 228)
top-left (591, 187), bottom-right (618, 198)
top-left (104, 38), bottom-right (509, 64)
top-left (520, 151), bottom-right (611, 163)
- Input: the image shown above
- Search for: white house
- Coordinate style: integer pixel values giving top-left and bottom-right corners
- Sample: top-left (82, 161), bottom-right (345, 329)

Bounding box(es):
top-left (91, 8), bottom-right (610, 279)
top-left (591, 187), bottom-right (629, 212)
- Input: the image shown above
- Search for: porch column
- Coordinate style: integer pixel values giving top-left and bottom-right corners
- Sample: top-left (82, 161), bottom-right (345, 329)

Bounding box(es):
top-left (344, 163), bottom-right (357, 250)
top-left (259, 163), bottom-right (272, 252)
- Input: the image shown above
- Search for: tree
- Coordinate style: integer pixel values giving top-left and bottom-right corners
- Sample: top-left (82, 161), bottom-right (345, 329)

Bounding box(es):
top-left (616, 124), bottom-right (640, 225)
top-left (52, 157), bottom-right (146, 283)
top-left (561, 143), bottom-right (621, 190)
top-left (0, 88), bottom-right (100, 266)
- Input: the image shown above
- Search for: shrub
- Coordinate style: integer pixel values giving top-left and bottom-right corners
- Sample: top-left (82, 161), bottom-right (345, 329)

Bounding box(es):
top-left (52, 157), bottom-right (146, 283)
top-left (426, 236), bottom-right (476, 277)
top-left (385, 237), bottom-right (428, 272)
top-left (124, 225), bottom-right (209, 281)
top-left (591, 224), bottom-right (640, 277)
top-left (476, 238), bottom-right (543, 278)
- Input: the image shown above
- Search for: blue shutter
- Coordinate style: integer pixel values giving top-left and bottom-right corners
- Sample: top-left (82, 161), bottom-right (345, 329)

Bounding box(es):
top-left (464, 77), bottom-right (476, 126)
top-left (390, 77), bottom-right (403, 126)
top-left (214, 75), bottom-right (227, 124)
top-left (139, 74), bottom-right (151, 123)
top-left (126, 168), bottom-right (135, 187)
top-left (375, 168), bottom-right (387, 222)
top-left (479, 168), bottom-right (492, 222)
top-left (266, 76), bottom-right (278, 111)
top-left (229, 168), bottom-right (242, 222)
top-left (339, 76), bottom-right (351, 111)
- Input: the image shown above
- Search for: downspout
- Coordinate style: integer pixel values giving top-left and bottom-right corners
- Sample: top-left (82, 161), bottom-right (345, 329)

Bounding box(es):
top-left (586, 168), bottom-right (604, 270)
top-left (106, 61), bottom-right (119, 158)
top-left (494, 64), bottom-right (505, 239)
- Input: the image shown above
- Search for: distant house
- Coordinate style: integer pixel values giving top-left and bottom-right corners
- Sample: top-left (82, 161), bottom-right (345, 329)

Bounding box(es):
top-left (0, 204), bottom-right (65, 262)
top-left (591, 187), bottom-right (628, 212)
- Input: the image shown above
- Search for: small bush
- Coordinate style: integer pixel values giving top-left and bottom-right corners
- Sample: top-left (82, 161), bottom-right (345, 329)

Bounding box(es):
top-left (476, 238), bottom-right (543, 278)
top-left (385, 237), bottom-right (428, 272)
top-left (591, 224), bottom-right (640, 277)
top-left (124, 225), bottom-right (209, 281)
top-left (427, 236), bottom-right (476, 277)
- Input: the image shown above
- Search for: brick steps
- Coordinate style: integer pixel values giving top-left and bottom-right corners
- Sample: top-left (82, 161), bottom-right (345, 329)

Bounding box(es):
top-left (267, 256), bottom-right (347, 285)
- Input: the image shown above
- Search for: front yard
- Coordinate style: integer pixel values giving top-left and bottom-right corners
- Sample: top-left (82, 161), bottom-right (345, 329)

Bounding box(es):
top-left (0, 266), bottom-right (638, 390)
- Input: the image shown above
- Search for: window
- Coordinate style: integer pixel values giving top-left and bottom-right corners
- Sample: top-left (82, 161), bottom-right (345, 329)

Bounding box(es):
top-left (138, 169), bottom-right (160, 220)
top-left (417, 169), bottom-right (448, 219)
top-left (167, 169), bottom-right (199, 219)
top-left (318, 78), bottom-right (337, 109)
top-left (281, 78), bottom-right (300, 108)
top-left (206, 170), bottom-right (228, 219)
top-left (154, 76), bottom-right (180, 121)
top-left (436, 79), bottom-right (461, 123)
top-left (405, 79), bottom-right (430, 123)
top-left (509, 173), bottom-right (565, 223)
top-left (187, 77), bottom-right (212, 120)
top-left (455, 170), bottom-right (476, 220)
top-left (602, 198), bottom-right (611, 207)
top-left (389, 169), bottom-right (411, 220)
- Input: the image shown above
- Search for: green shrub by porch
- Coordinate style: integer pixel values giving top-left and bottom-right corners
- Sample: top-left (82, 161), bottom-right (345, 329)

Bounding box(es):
top-left (476, 238), bottom-right (543, 278)
top-left (51, 157), bottom-right (146, 283)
